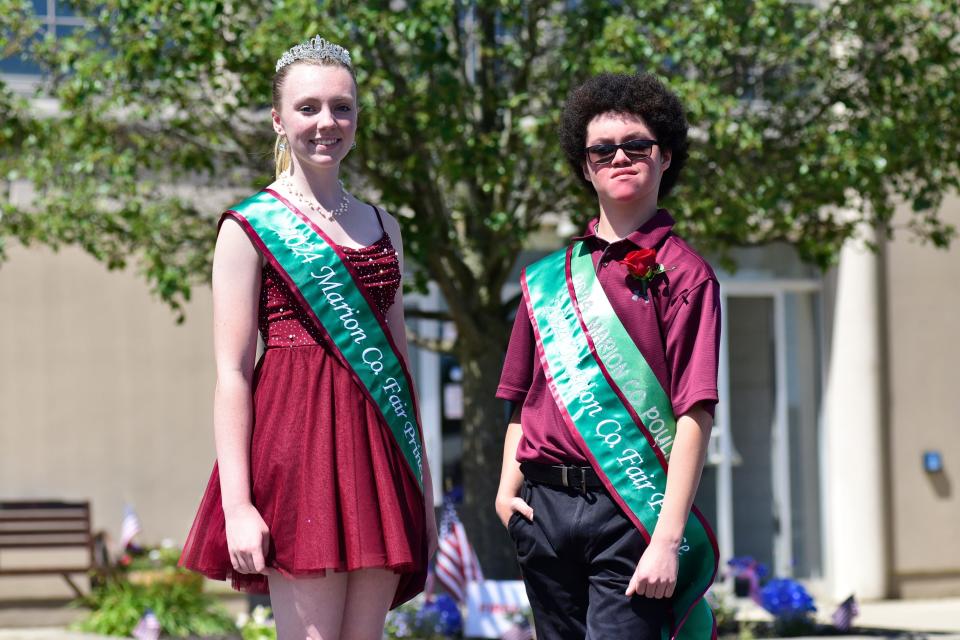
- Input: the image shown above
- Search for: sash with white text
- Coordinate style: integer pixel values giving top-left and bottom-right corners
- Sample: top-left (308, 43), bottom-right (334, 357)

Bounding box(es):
top-left (225, 190), bottom-right (423, 490)
top-left (522, 242), bottom-right (718, 640)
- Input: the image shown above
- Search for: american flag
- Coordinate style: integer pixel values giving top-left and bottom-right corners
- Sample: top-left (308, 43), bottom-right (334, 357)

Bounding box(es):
top-left (501, 618), bottom-right (534, 640)
top-left (118, 504), bottom-right (142, 552)
top-left (831, 594), bottom-right (859, 631)
top-left (434, 501), bottom-right (483, 603)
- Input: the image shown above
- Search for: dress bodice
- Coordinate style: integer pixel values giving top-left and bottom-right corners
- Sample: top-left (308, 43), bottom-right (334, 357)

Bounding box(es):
top-left (259, 234), bottom-right (401, 348)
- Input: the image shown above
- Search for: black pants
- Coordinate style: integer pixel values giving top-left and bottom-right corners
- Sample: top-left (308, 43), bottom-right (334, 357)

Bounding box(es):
top-left (507, 479), bottom-right (670, 640)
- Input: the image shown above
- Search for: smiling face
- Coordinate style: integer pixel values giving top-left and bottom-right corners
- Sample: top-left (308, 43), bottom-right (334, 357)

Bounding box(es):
top-left (582, 112), bottom-right (671, 204)
top-left (272, 62), bottom-right (357, 173)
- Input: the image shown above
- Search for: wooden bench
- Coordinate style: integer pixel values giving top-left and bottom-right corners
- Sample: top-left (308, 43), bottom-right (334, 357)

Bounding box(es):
top-left (0, 500), bottom-right (107, 597)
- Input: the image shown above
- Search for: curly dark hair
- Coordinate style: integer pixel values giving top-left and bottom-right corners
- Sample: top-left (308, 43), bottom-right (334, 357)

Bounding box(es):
top-left (559, 72), bottom-right (689, 199)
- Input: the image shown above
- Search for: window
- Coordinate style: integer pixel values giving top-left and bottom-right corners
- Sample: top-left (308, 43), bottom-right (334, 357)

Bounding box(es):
top-left (1, 1), bottom-right (85, 77)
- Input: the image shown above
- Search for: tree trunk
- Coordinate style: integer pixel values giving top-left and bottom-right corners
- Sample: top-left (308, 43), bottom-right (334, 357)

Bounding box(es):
top-left (457, 326), bottom-right (519, 580)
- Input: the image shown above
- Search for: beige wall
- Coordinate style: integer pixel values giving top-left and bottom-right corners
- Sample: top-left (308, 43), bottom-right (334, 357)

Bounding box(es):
top-left (0, 245), bottom-right (217, 598)
top-left (4, 197), bottom-right (960, 601)
top-left (884, 195), bottom-right (960, 597)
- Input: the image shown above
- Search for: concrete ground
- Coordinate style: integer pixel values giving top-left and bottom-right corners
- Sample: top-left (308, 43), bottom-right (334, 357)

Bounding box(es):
top-left (0, 595), bottom-right (957, 638)
top-left (0, 632), bottom-right (107, 640)
top-left (856, 598), bottom-right (960, 634)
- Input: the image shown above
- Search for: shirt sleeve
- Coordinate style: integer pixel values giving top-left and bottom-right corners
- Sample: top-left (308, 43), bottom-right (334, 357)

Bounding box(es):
top-left (664, 277), bottom-right (721, 418)
top-left (496, 301), bottom-right (535, 403)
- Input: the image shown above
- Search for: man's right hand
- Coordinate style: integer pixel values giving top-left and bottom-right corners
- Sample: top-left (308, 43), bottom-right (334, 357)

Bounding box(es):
top-left (495, 493), bottom-right (534, 528)
top-left (495, 418), bottom-right (532, 529)
top-left (224, 503), bottom-right (271, 574)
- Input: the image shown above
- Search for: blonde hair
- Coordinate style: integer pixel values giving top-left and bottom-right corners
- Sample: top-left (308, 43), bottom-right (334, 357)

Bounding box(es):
top-left (271, 58), bottom-right (356, 178)
top-left (274, 134), bottom-right (291, 179)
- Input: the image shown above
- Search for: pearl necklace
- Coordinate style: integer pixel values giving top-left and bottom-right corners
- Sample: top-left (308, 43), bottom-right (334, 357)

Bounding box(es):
top-left (281, 177), bottom-right (350, 221)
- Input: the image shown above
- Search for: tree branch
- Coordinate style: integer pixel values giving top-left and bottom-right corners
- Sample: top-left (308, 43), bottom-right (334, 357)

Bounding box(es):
top-left (406, 326), bottom-right (456, 355)
top-left (404, 307), bottom-right (454, 322)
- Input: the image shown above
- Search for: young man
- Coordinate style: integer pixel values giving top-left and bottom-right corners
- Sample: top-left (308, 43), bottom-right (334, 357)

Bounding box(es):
top-left (495, 73), bottom-right (720, 639)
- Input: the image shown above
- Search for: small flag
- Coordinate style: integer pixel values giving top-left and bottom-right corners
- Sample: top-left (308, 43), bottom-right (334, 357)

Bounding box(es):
top-left (501, 618), bottom-right (534, 640)
top-left (831, 594), bottom-right (859, 631)
top-left (132, 608), bottom-right (161, 640)
top-left (119, 504), bottom-right (142, 552)
top-left (434, 501), bottom-right (483, 603)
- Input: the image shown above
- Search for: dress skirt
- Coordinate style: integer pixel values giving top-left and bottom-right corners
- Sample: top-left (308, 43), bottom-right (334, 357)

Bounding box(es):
top-left (179, 343), bottom-right (427, 608)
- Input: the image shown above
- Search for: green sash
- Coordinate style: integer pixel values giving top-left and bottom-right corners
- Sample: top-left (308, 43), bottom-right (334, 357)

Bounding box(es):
top-left (226, 190), bottom-right (423, 490)
top-left (522, 242), bottom-right (717, 639)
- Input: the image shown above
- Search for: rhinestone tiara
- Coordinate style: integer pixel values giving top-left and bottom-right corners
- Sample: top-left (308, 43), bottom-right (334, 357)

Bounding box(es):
top-left (275, 35), bottom-right (352, 73)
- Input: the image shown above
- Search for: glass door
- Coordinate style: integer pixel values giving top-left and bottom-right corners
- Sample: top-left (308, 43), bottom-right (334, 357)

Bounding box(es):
top-left (698, 284), bottom-right (824, 581)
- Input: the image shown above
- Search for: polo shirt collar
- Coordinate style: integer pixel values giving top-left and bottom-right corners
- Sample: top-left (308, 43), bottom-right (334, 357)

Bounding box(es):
top-left (572, 208), bottom-right (675, 250)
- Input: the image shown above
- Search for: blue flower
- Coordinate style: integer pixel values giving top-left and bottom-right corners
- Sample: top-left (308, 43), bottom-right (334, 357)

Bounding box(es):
top-left (759, 578), bottom-right (817, 620)
top-left (419, 594), bottom-right (462, 637)
top-left (727, 556), bottom-right (768, 579)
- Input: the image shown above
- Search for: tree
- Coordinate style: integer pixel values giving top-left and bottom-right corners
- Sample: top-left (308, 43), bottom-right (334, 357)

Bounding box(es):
top-left (2, 0), bottom-right (958, 577)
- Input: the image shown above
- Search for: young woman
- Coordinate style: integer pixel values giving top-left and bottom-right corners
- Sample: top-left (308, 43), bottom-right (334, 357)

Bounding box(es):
top-left (495, 73), bottom-right (720, 639)
top-left (180, 36), bottom-right (437, 640)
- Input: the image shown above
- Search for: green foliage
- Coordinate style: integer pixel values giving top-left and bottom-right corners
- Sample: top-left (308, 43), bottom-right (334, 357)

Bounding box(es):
top-left (238, 606), bottom-right (276, 640)
top-left (2, 1), bottom-right (957, 318)
top-left (708, 588), bottom-right (740, 633)
top-left (3, 0), bottom-right (958, 575)
top-left (73, 577), bottom-right (237, 637)
top-left (118, 544), bottom-right (183, 571)
top-left (770, 614), bottom-right (818, 637)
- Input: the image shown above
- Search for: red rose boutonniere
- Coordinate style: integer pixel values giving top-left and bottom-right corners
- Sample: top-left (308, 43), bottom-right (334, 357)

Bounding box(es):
top-left (619, 248), bottom-right (674, 299)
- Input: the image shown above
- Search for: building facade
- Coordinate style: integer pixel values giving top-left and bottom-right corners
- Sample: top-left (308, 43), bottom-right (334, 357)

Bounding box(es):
top-left (1, 0), bottom-right (957, 601)
top-left (2, 199), bottom-right (958, 601)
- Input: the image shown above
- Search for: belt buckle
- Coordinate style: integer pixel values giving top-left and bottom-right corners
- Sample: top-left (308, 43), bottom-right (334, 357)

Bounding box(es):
top-left (560, 465), bottom-right (588, 494)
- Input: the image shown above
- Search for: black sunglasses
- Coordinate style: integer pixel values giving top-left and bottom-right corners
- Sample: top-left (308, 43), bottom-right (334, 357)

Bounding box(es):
top-left (584, 138), bottom-right (658, 164)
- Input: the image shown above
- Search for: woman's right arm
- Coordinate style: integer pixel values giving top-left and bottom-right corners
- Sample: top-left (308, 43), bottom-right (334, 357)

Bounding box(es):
top-left (211, 218), bottom-right (270, 575)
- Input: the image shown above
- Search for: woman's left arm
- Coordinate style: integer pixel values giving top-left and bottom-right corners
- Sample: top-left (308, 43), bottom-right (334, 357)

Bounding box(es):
top-left (626, 403), bottom-right (712, 598)
top-left (383, 210), bottom-right (439, 559)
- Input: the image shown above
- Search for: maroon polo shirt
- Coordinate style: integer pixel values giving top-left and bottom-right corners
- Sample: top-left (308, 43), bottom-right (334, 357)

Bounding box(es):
top-left (497, 210), bottom-right (721, 465)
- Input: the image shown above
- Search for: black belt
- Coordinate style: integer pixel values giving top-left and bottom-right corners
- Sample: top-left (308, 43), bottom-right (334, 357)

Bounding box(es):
top-left (520, 461), bottom-right (605, 493)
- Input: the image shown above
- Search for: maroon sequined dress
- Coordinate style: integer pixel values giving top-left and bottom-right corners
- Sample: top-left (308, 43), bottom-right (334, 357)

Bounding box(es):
top-left (179, 206), bottom-right (426, 608)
